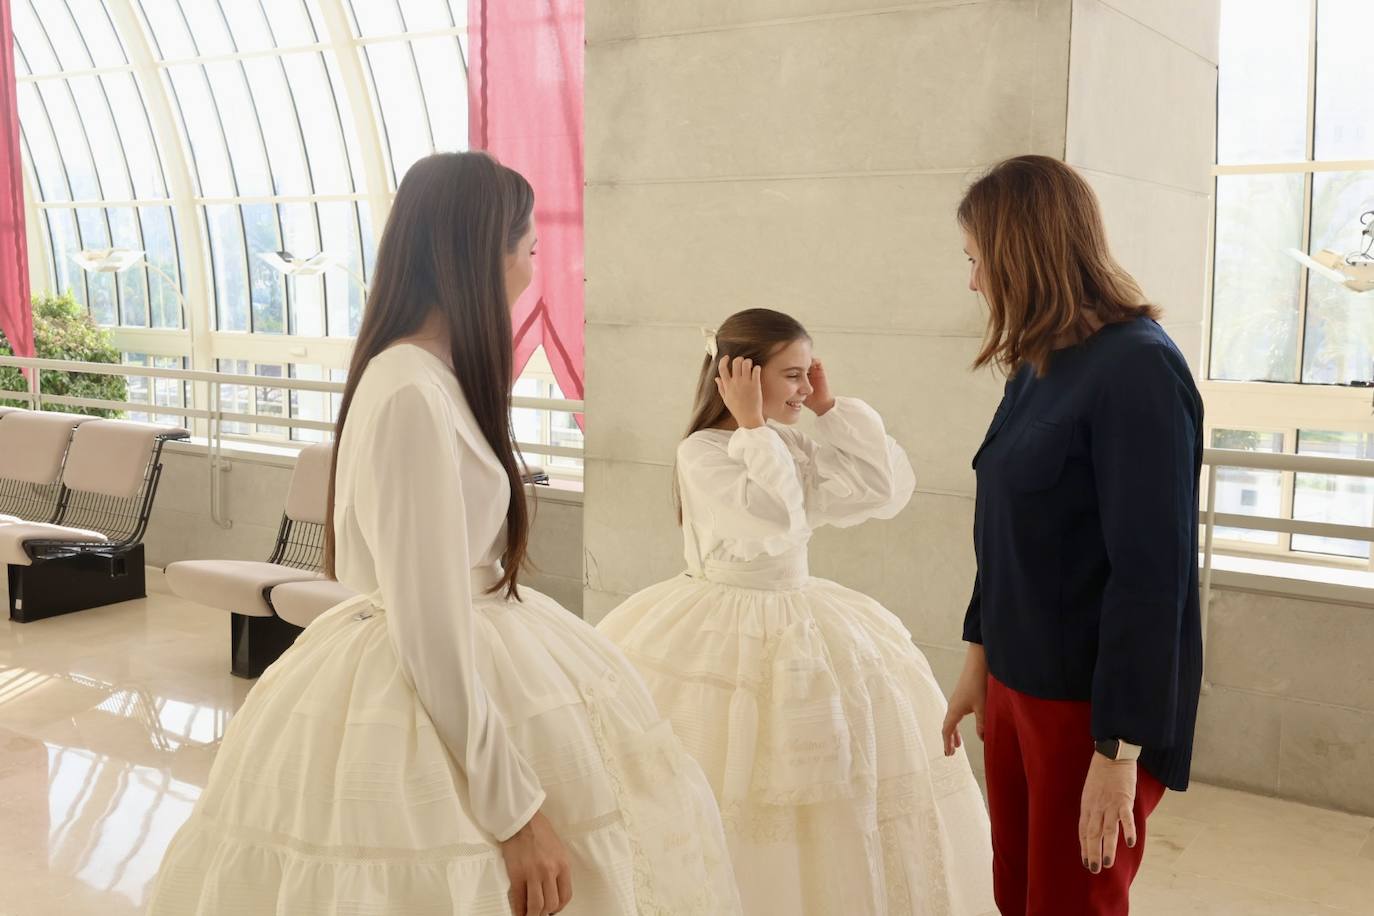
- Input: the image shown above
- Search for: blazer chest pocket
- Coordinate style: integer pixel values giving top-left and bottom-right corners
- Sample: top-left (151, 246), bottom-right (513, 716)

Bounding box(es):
top-left (1008, 419), bottom-right (1071, 492)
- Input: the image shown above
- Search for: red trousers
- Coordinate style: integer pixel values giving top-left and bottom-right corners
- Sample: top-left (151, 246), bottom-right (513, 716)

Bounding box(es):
top-left (984, 675), bottom-right (1166, 916)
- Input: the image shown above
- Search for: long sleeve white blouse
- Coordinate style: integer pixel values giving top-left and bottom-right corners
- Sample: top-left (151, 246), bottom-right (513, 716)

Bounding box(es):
top-left (331, 345), bottom-right (545, 842)
top-left (676, 396), bottom-right (916, 567)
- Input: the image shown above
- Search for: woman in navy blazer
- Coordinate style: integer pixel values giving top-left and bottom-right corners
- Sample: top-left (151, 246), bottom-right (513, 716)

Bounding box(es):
top-left (940, 156), bottom-right (1204, 916)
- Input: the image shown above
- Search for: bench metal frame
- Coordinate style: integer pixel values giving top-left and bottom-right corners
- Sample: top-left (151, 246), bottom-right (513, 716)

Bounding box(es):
top-left (8, 430), bottom-right (189, 623)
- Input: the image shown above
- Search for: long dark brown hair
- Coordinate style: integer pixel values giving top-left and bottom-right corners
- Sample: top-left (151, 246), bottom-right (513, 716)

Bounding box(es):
top-left (674, 308), bottom-right (811, 522)
top-left (325, 151), bottom-right (535, 598)
top-left (958, 155), bottom-right (1159, 377)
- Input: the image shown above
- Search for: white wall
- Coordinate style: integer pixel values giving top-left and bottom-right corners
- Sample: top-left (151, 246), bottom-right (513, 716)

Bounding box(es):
top-left (1066, 0), bottom-right (1220, 369)
top-left (1197, 586), bottom-right (1374, 816)
top-left (143, 449), bottom-right (295, 568)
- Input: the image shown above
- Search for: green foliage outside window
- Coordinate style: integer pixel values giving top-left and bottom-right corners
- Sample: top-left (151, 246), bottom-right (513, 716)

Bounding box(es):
top-left (0, 292), bottom-right (128, 418)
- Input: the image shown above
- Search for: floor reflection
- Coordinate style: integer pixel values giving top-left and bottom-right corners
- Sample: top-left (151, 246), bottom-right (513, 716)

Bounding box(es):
top-left (0, 592), bottom-right (246, 914)
top-left (42, 742), bottom-right (200, 907)
top-left (0, 665), bottom-right (232, 754)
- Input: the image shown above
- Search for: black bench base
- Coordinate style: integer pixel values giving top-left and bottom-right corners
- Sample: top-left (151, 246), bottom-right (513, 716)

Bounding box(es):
top-left (231, 612), bottom-right (303, 679)
top-left (8, 545), bottom-right (147, 623)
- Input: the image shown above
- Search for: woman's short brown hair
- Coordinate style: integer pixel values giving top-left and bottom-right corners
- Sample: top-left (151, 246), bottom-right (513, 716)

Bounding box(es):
top-left (958, 155), bottom-right (1160, 376)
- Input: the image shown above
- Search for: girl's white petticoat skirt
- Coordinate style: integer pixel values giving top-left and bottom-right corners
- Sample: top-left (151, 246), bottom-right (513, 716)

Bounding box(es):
top-left (598, 554), bottom-right (996, 916)
top-left (146, 585), bottom-right (741, 915)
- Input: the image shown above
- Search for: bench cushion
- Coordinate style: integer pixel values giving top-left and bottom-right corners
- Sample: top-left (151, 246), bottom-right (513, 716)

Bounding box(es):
top-left (269, 579), bottom-right (360, 628)
top-left (0, 411), bottom-right (88, 485)
top-left (285, 443), bottom-right (333, 525)
top-left (63, 420), bottom-right (184, 500)
top-left (0, 522), bottom-right (109, 566)
top-left (166, 560), bottom-right (323, 617)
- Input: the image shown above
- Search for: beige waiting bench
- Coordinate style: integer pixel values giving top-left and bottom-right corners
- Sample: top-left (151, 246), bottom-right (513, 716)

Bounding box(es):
top-left (166, 443), bottom-right (360, 678)
top-left (1, 410), bottom-right (188, 622)
top-left (0, 410), bottom-right (96, 525)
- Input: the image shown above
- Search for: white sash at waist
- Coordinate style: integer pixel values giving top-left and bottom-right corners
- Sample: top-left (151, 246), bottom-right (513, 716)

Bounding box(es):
top-left (698, 552), bottom-right (809, 591)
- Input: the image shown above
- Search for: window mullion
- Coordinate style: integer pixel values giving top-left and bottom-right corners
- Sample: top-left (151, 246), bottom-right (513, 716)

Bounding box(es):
top-left (1282, 427), bottom-right (1298, 555)
top-left (1292, 0), bottom-right (1319, 385)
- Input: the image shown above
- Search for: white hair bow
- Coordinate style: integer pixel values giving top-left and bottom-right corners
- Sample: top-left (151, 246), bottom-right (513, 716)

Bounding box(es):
top-left (701, 327), bottom-right (719, 358)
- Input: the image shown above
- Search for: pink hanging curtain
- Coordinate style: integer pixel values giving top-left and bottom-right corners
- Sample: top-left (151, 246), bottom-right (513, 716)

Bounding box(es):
top-left (468, 0), bottom-right (585, 402)
top-left (0, 0), bottom-right (31, 360)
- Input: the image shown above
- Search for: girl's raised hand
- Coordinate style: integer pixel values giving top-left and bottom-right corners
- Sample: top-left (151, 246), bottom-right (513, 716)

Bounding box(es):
top-left (716, 356), bottom-right (765, 429)
top-left (805, 358), bottom-right (836, 416)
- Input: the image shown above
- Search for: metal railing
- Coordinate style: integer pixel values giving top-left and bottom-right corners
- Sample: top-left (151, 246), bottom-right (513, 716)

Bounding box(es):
top-left (1200, 447), bottom-right (1374, 677)
top-left (0, 355), bottom-right (585, 527)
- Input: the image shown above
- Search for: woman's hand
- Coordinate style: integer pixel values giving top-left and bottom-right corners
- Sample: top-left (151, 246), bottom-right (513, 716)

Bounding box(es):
top-left (1079, 754), bottom-right (1138, 874)
top-left (501, 810), bottom-right (572, 916)
top-left (942, 643), bottom-right (988, 756)
top-left (716, 356), bottom-right (766, 429)
top-left (804, 358), bottom-right (836, 416)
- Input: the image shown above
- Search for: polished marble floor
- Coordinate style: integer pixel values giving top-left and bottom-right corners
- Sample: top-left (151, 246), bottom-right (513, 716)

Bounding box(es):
top-left (0, 590), bottom-right (1371, 915)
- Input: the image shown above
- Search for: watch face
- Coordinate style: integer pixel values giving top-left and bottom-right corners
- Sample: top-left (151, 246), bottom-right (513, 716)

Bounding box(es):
top-left (1095, 739), bottom-right (1119, 759)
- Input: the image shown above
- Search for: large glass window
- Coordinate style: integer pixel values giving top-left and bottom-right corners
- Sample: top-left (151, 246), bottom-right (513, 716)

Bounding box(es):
top-left (1292, 430), bottom-right (1374, 558)
top-left (1209, 429), bottom-right (1285, 545)
top-left (1208, 0), bottom-right (1374, 562)
top-left (1211, 0), bottom-right (1374, 385)
top-left (16, 0), bottom-right (461, 347)
top-left (14, 0), bottom-right (578, 476)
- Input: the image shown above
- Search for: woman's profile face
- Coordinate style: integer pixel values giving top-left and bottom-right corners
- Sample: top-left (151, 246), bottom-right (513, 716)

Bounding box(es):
top-left (504, 216), bottom-right (538, 310)
top-left (962, 230), bottom-right (983, 295)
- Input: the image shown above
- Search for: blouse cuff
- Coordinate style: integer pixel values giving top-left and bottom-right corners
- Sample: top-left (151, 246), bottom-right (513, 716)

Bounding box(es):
top-left (814, 396), bottom-right (885, 442)
top-left (492, 787), bottom-right (548, 844)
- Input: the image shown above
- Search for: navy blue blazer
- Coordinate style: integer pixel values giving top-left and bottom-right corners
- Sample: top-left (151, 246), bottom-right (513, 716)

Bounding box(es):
top-left (964, 317), bottom-right (1204, 791)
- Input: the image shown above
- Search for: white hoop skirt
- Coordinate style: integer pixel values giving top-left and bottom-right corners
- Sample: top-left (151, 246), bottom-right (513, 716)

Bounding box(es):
top-left (599, 559), bottom-right (996, 916)
top-left (147, 591), bottom-right (742, 915)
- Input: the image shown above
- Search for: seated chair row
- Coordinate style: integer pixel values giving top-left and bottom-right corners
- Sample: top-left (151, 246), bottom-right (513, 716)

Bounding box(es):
top-left (167, 443), bottom-right (357, 679)
top-left (166, 445), bottom-right (552, 680)
top-left (0, 407), bottom-right (189, 622)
